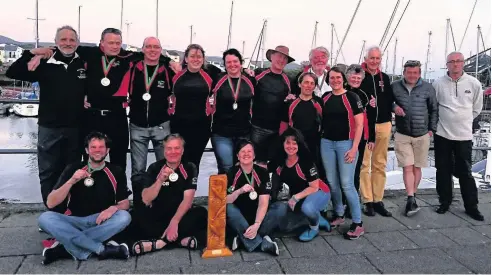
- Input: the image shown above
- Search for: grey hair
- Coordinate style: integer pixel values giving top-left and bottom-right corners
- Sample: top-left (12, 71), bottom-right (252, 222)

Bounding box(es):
top-left (446, 51), bottom-right (465, 61)
top-left (142, 36), bottom-right (162, 48)
top-left (309, 46), bottom-right (330, 60)
top-left (365, 45), bottom-right (381, 58)
top-left (163, 133), bottom-right (186, 148)
top-left (346, 67), bottom-right (365, 81)
top-left (55, 25), bottom-right (79, 42)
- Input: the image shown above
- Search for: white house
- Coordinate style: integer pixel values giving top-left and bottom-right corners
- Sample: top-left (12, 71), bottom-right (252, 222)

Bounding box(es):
top-left (0, 44), bottom-right (24, 64)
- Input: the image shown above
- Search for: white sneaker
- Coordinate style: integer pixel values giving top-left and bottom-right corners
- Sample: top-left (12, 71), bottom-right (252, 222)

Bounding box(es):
top-left (231, 236), bottom-right (239, 251)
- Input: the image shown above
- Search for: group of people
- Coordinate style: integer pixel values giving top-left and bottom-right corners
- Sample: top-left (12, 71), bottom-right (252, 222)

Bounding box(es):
top-left (6, 24), bottom-right (485, 265)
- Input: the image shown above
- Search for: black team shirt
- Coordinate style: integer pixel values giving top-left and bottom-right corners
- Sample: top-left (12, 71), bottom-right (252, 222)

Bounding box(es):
top-left (227, 164), bottom-right (271, 223)
top-left (282, 96), bottom-right (323, 138)
top-left (211, 73), bottom-right (256, 137)
top-left (321, 91), bottom-right (364, 141)
top-left (53, 162), bottom-right (131, 217)
top-left (252, 68), bottom-right (291, 130)
top-left (140, 159), bottom-right (198, 221)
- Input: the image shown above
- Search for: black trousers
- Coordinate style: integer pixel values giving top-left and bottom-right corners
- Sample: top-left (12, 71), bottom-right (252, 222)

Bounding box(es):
top-left (83, 109), bottom-right (129, 171)
top-left (171, 118), bottom-right (211, 175)
top-left (123, 206), bottom-right (208, 248)
top-left (304, 132), bottom-right (325, 181)
top-left (434, 135), bottom-right (478, 209)
top-left (38, 126), bottom-right (81, 208)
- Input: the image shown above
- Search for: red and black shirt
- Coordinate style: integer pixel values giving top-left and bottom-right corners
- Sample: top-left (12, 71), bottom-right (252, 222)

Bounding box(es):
top-left (251, 68), bottom-right (292, 130)
top-left (210, 73), bottom-right (256, 137)
top-left (142, 159), bottom-right (198, 220)
top-left (53, 162), bottom-right (131, 217)
top-left (77, 46), bottom-right (171, 112)
top-left (114, 61), bottom-right (175, 127)
top-left (227, 164), bottom-right (272, 223)
top-left (170, 65), bottom-right (219, 123)
top-left (282, 96), bottom-right (323, 138)
top-left (321, 91), bottom-right (364, 141)
top-left (269, 159), bottom-right (330, 197)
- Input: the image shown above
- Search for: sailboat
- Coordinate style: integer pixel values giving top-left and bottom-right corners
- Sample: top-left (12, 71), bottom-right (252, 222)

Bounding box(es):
top-left (9, 82), bottom-right (39, 117)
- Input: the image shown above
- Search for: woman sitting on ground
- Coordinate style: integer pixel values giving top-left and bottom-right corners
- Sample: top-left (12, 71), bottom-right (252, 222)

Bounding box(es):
top-left (269, 127), bottom-right (331, 242)
top-left (126, 133), bottom-right (208, 255)
top-left (226, 139), bottom-right (287, 256)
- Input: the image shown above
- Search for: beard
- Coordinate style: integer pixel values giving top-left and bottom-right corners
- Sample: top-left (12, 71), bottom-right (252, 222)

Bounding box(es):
top-left (89, 154), bottom-right (107, 164)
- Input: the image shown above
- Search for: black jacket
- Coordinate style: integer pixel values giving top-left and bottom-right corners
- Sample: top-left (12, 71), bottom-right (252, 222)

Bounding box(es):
top-left (359, 64), bottom-right (394, 128)
top-left (392, 79), bottom-right (438, 137)
top-left (6, 50), bottom-right (86, 128)
top-left (115, 60), bottom-right (175, 127)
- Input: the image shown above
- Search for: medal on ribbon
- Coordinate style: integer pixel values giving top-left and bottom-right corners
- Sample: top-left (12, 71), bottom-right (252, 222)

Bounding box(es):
top-left (227, 76), bottom-right (242, 110)
top-left (101, 56), bottom-right (116, 86)
top-left (84, 161), bottom-right (106, 187)
top-left (143, 64), bottom-right (159, 101)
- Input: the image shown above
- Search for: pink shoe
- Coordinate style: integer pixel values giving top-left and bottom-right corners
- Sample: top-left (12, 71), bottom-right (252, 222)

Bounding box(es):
top-left (344, 222), bottom-right (365, 240)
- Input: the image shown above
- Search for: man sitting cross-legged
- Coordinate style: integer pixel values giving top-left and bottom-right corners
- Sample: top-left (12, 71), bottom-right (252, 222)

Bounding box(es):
top-left (38, 131), bottom-right (132, 265)
top-left (126, 133), bottom-right (208, 255)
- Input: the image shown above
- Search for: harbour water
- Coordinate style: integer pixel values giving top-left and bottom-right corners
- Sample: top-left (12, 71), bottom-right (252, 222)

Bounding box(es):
top-left (0, 115), bottom-right (484, 203)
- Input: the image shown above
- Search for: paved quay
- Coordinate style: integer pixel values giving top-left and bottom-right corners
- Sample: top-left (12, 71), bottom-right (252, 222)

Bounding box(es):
top-left (0, 189), bottom-right (490, 274)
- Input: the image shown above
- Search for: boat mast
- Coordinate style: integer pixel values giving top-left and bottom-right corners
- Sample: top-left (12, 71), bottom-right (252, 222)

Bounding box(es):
top-left (358, 40), bottom-right (366, 64)
top-left (334, 0), bottom-right (363, 64)
top-left (424, 31), bottom-right (432, 81)
top-left (155, 0), bottom-right (159, 38)
top-left (392, 38), bottom-right (398, 82)
top-left (476, 25), bottom-right (481, 80)
top-left (445, 18), bottom-right (450, 63)
top-left (261, 19), bottom-right (267, 68)
top-left (311, 21), bottom-right (318, 49)
top-left (226, 0), bottom-right (234, 49)
top-left (330, 23), bottom-right (334, 66)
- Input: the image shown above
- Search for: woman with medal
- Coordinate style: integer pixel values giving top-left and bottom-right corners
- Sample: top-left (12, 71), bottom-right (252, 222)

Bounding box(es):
top-left (126, 134), bottom-right (208, 255)
top-left (210, 49), bottom-right (256, 174)
top-left (320, 66), bottom-right (365, 240)
top-left (169, 44), bottom-right (221, 176)
top-left (269, 127), bottom-right (331, 242)
top-left (226, 139), bottom-right (287, 256)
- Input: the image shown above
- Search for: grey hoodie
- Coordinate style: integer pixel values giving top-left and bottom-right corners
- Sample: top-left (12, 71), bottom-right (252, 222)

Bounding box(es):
top-left (432, 72), bottom-right (483, 141)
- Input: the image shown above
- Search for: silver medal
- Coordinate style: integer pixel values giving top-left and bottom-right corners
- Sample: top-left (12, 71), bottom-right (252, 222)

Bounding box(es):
top-left (84, 177), bottom-right (94, 187)
top-left (232, 102), bottom-right (238, 110)
top-left (142, 93), bottom-right (151, 101)
top-left (169, 172), bottom-right (179, 182)
top-left (249, 191), bottom-right (258, 200)
top-left (101, 77), bottom-right (110, 86)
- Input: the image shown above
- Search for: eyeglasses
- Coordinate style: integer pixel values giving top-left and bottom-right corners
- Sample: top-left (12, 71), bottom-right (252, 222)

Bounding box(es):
top-left (404, 60), bottom-right (421, 67)
top-left (446, 60), bottom-right (464, 64)
top-left (144, 45), bottom-right (161, 50)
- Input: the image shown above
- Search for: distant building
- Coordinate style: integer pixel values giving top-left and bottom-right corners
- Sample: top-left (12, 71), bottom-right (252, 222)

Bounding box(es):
top-left (0, 44), bottom-right (24, 64)
top-left (166, 50), bottom-right (180, 63)
top-left (124, 44), bottom-right (139, 52)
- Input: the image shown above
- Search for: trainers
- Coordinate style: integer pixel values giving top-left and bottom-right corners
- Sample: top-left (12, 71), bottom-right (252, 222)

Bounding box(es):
top-left (329, 216), bottom-right (345, 228)
top-left (465, 208), bottom-right (485, 221)
top-left (41, 242), bottom-right (73, 265)
top-left (405, 197), bottom-right (420, 217)
top-left (373, 201), bottom-right (392, 217)
top-left (363, 202), bottom-right (375, 216)
top-left (319, 216), bottom-right (331, 232)
top-left (98, 243), bottom-right (130, 260)
top-left (344, 222), bottom-right (365, 240)
top-left (299, 228), bottom-right (319, 242)
top-left (231, 236), bottom-right (239, 251)
top-left (261, 236), bottom-right (279, 256)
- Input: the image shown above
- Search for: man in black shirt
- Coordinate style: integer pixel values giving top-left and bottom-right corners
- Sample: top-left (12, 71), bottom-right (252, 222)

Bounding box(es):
top-left (251, 45), bottom-right (295, 167)
top-left (38, 132), bottom-right (132, 265)
top-left (114, 37), bottom-right (174, 203)
top-left (6, 25), bottom-right (85, 208)
top-left (127, 133), bottom-right (207, 255)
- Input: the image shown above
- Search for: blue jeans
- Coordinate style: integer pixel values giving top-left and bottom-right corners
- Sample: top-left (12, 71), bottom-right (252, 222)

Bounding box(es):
top-left (226, 202), bottom-right (287, 252)
top-left (298, 190), bottom-right (331, 226)
top-left (321, 138), bottom-right (362, 223)
top-left (38, 210), bottom-right (131, 260)
top-left (130, 121), bottom-right (170, 177)
top-left (211, 134), bottom-right (247, 174)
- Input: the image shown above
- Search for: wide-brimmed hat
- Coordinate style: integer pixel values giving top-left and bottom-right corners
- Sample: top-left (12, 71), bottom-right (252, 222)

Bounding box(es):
top-left (266, 45), bottom-right (295, 63)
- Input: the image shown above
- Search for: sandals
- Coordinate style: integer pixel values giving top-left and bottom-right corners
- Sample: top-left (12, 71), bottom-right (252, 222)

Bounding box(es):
top-left (184, 236), bottom-right (198, 251)
top-left (132, 239), bottom-right (167, 256)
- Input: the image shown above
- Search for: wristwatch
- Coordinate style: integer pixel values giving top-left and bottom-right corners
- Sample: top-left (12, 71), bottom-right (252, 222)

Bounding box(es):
top-left (291, 195), bottom-right (299, 202)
